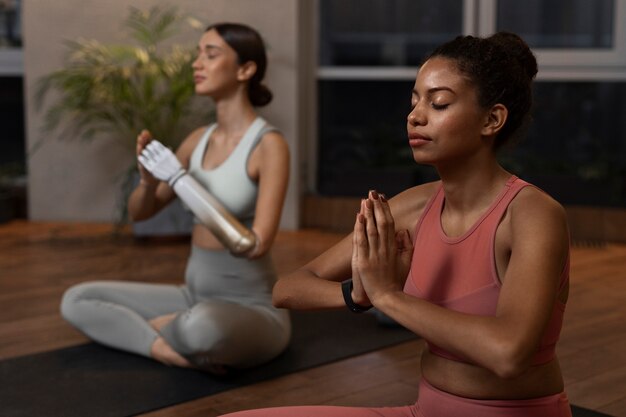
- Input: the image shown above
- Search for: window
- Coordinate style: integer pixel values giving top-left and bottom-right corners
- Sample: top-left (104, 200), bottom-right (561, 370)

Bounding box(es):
top-left (314, 0), bottom-right (626, 206)
top-left (316, 0), bottom-right (463, 196)
top-left (482, 0), bottom-right (626, 74)
top-left (320, 0), bottom-right (463, 68)
top-left (0, 0), bottom-right (23, 75)
top-left (499, 81), bottom-right (626, 206)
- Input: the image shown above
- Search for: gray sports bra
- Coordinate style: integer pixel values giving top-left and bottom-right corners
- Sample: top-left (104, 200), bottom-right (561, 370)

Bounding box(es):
top-left (187, 117), bottom-right (277, 224)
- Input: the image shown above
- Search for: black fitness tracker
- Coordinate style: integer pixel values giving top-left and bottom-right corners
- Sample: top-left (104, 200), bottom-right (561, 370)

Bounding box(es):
top-left (341, 279), bottom-right (372, 313)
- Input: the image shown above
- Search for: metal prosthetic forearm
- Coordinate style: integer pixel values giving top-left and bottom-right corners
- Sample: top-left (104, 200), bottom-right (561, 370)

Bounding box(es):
top-left (171, 175), bottom-right (257, 254)
top-left (138, 140), bottom-right (256, 254)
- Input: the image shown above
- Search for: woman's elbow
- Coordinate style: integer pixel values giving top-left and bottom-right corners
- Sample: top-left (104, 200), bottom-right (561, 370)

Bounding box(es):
top-left (127, 200), bottom-right (154, 222)
top-left (272, 279), bottom-right (291, 308)
top-left (492, 359), bottom-right (529, 380)
top-left (128, 208), bottom-right (142, 222)
top-left (272, 292), bottom-right (287, 309)
top-left (490, 341), bottom-right (533, 379)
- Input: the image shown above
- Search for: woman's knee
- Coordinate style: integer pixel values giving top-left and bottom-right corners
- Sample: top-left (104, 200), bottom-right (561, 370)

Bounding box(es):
top-left (165, 302), bottom-right (287, 368)
top-left (59, 281), bottom-right (106, 322)
top-left (60, 282), bottom-right (87, 321)
top-left (169, 303), bottom-right (232, 352)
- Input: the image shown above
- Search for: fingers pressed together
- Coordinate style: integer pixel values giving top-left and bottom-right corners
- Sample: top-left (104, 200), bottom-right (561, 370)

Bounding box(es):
top-left (356, 190), bottom-right (395, 255)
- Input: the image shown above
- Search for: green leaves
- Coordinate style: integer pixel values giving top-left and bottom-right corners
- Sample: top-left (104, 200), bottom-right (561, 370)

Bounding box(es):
top-left (35, 5), bottom-right (211, 151)
top-left (125, 5), bottom-right (180, 48)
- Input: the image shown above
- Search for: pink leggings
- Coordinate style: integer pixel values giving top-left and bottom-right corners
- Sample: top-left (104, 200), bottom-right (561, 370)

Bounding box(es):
top-left (220, 379), bottom-right (572, 417)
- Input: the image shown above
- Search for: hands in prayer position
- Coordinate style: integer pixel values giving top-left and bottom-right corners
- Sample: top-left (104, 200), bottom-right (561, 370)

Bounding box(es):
top-left (351, 190), bottom-right (413, 308)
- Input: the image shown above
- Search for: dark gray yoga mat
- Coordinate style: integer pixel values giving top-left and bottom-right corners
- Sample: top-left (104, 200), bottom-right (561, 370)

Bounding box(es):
top-left (571, 406), bottom-right (615, 417)
top-left (0, 308), bottom-right (613, 417)
top-left (0, 309), bottom-right (415, 417)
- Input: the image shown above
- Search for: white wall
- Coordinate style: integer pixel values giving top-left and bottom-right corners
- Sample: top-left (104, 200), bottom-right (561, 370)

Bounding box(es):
top-left (23, 0), bottom-right (303, 229)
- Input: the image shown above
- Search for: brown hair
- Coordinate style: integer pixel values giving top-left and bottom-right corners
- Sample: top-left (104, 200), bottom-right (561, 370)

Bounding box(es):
top-left (206, 22), bottom-right (273, 107)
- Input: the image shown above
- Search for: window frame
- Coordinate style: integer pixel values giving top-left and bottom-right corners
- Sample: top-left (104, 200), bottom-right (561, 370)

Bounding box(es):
top-left (0, 49), bottom-right (23, 76)
top-left (478, 0), bottom-right (626, 80)
top-left (309, 0), bottom-right (626, 192)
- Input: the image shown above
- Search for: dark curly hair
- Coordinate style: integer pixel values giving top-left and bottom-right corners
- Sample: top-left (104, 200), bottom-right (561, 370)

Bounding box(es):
top-left (425, 32), bottom-right (538, 149)
top-left (206, 22), bottom-right (273, 107)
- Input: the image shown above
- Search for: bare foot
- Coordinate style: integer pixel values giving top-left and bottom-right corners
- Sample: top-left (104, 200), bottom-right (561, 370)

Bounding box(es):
top-left (150, 336), bottom-right (193, 368)
top-left (149, 313), bottom-right (178, 332)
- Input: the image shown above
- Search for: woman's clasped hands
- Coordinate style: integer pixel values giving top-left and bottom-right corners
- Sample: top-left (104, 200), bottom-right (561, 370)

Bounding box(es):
top-left (351, 190), bottom-right (413, 308)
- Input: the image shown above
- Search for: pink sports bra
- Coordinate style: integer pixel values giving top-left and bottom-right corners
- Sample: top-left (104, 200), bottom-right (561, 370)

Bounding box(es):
top-left (403, 176), bottom-right (569, 365)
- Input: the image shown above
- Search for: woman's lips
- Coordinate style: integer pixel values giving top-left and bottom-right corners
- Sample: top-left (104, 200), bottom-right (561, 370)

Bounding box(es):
top-left (408, 133), bottom-right (431, 147)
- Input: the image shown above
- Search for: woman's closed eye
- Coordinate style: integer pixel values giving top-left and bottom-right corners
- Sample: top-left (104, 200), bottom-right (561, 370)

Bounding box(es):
top-left (431, 102), bottom-right (449, 110)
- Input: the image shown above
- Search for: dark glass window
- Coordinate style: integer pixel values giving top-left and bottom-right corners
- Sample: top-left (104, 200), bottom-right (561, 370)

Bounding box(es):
top-left (320, 0), bottom-right (463, 67)
top-left (317, 79), bottom-right (626, 206)
top-left (317, 80), bottom-right (437, 197)
top-left (0, 76), bottom-right (25, 169)
top-left (0, 0), bottom-right (22, 48)
top-left (499, 82), bottom-right (626, 206)
top-left (497, 0), bottom-right (614, 49)
top-left (316, 1), bottom-right (626, 207)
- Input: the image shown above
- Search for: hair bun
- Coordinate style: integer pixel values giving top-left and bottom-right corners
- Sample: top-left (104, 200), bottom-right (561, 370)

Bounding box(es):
top-left (250, 83), bottom-right (273, 107)
top-left (489, 32), bottom-right (538, 80)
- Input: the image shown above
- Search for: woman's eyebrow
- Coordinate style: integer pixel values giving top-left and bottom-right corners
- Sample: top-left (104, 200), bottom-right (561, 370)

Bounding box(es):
top-left (427, 86), bottom-right (455, 95)
top-left (197, 44), bottom-right (223, 52)
top-left (412, 86), bottom-right (456, 98)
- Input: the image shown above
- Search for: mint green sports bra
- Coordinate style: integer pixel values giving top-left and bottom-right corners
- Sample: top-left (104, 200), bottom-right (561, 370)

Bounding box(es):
top-left (187, 117), bottom-right (277, 225)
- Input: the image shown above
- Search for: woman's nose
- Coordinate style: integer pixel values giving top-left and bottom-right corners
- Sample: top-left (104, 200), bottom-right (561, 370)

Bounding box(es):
top-left (407, 106), bottom-right (426, 126)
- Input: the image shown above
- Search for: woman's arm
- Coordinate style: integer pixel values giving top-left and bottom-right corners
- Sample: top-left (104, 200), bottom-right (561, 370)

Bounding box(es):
top-left (245, 131), bottom-right (290, 258)
top-left (273, 233), bottom-right (354, 309)
top-left (272, 184), bottom-right (436, 310)
top-left (356, 187), bottom-right (570, 379)
top-left (128, 128), bottom-right (204, 221)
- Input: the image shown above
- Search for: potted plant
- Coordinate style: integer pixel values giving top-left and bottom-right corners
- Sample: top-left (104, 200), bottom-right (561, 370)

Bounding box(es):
top-left (34, 5), bottom-right (213, 235)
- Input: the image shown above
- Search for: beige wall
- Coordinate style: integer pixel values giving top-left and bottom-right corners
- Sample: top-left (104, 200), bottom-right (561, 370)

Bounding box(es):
top-left (23, 0), bottom-right (305, 229)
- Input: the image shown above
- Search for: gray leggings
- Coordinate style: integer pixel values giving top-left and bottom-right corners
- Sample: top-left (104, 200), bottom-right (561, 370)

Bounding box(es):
top-left (60, 246), bottom-right (291, 369)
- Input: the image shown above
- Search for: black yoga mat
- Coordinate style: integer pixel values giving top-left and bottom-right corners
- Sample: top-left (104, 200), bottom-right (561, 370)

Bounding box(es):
top-left (0, 309), bottom-right (416, 417)
top-left (0, 309), bottom-right (613, 417)
top-left (571, 406), bottom-right (615, 417)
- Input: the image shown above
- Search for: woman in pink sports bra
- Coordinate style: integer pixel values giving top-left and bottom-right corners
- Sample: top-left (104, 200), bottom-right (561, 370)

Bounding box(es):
top-left (222, 32), bottom-right (572, 417)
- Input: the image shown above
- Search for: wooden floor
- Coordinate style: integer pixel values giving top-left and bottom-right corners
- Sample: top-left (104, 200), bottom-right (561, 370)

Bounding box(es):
top-left (1, 220), bottom-right (625, 416)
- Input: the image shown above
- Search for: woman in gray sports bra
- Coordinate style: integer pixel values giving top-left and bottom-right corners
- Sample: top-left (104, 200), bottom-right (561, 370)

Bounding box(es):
top-left (60, 23), bottom-right (291, 373)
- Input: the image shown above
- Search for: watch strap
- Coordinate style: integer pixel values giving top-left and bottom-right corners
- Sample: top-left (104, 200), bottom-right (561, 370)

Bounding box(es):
top-left (341, 279), bottom-right (372, 313)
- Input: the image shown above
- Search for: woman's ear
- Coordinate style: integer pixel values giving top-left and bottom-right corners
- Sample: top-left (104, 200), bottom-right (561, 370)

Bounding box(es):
top-left (482, 103), bottom-right (508, 137)
top-left (237, 61), bottom-right (257, 82)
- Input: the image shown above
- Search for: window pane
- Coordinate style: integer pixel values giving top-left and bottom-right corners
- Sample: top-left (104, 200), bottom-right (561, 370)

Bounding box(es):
top-left (0, 0), bottom-right (22, 48)
top-left (317, 80), bottom-right (437, 197)
top-left (499, 82), bottom-right (626, 207)
top-left (0, 77), bottom-right (25, 167)
top-left (318, 80), bottom-right (626, 207)
top-left (497, 0), bottom-right (614, 49)
top-left (319, 0), bottom-right (463, 66)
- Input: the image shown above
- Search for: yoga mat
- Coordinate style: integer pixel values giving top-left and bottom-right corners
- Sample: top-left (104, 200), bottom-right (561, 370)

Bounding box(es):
top-left (0, 309), bottom-right (415, 417)
top-left (0, 309), bottom-right (613, 417)
top-left (571, 406), bottom-right (615, 417)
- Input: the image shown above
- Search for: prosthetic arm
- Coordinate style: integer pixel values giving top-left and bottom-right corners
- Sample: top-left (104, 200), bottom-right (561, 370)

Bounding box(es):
top-left (138, 140), bottom-right (257, 255)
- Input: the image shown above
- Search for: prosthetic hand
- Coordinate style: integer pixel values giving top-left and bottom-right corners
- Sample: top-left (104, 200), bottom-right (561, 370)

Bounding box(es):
top-left (138, 140), bottom-right (257, 255)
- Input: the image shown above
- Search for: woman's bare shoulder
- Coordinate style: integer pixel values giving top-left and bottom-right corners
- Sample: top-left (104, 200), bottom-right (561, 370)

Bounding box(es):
top-left (510, 185), bottom-right (567, 226)
top-left (257, 129), bottom-right (289, 155)
top-left (507, 185), bottom-right (569, 256)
